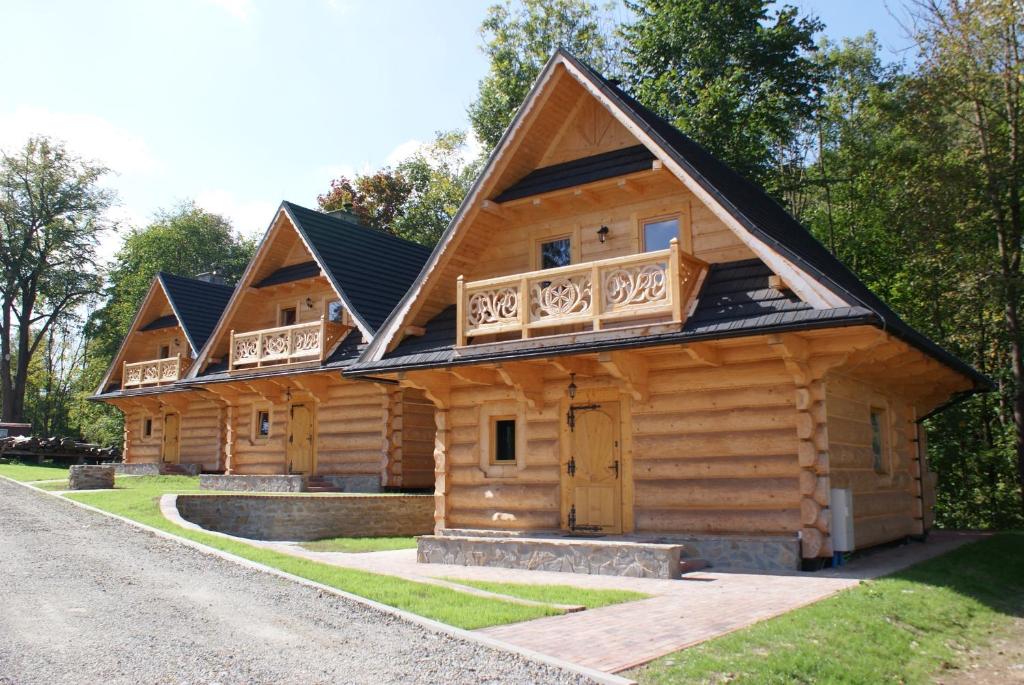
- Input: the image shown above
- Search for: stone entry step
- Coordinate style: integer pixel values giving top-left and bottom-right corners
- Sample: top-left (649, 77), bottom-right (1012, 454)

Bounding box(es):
top-left (304, 477), bottom-right (342, 493)
top-left (417, 534), bottom-right (685, 579)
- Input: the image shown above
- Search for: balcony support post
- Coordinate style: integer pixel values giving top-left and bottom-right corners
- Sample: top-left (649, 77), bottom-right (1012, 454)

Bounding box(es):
top-left (669, 237), bottom-right (682, 323)
top-left (456, 275), bottom-right (466, 348)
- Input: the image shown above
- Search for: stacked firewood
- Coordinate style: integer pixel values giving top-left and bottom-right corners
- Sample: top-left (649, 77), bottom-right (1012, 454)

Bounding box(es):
top-left (0, 435), bottom-right (120, 464)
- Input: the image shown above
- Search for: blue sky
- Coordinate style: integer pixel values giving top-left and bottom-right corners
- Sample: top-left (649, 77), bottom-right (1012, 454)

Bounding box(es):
top-left (0, 0), bottom-right (916, 261)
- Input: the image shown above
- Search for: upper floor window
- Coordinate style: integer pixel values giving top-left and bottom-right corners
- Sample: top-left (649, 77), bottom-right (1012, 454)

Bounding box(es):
top-left (539, 236), bottom-right (572, 269)
top-left (327, 299), bottom-right (345, 324)
top-left (279, 306), bottom-right (297, 327)
top-left (642, 216), bottom-right (680, 252)
top-left (159, 344), bottom-right (170, 358)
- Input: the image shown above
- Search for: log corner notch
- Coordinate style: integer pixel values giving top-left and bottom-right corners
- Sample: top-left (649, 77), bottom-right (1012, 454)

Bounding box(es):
top-left (767, 333), bottom-right (832, 560)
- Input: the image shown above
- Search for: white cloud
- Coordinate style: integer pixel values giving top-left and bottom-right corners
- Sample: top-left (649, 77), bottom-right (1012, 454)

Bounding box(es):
top-left (383, 138), bottom-right (424, 167)
top-left (0, 106), bottom-right (159, 175)
top-left (203, 0), bottom-right (253, 21)
top-left (195, 189), bottom-right (277, 238)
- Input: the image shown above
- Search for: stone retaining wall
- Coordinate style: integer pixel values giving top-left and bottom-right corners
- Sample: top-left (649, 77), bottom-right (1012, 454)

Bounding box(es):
top-left (200, 475), bottom-right (305, 492)
top-left (175, 493), bottom-right (435, 541)
top-left (69, 465), bottom-right (115, 490)
top-left (109, 463), bottom-right (161, 476)
top-left (417, 535), bottom-right (683, 579)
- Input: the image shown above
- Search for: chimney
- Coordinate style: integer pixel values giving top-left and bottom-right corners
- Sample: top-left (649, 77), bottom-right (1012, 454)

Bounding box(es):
top-left (195, 270), bottom-right (227, 285)
top-left (326, 203), bottom-right (362, 226)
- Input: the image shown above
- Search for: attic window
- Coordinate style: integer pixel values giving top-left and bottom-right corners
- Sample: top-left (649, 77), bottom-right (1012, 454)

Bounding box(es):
top-left (159, 344), bottom-right (170, 359)
top-left (328, 300), bottom-right (345, 324)
top-left (279, 306), bottom-right (297, 326)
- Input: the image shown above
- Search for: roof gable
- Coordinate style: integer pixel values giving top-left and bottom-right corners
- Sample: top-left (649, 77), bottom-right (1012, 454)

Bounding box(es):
top-left (358, 49), bottom-right (985, 389)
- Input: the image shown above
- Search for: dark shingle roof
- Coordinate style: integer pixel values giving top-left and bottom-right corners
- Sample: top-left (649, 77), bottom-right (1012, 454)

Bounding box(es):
top-left (282, 202), bottom-right (433, 333)
top-left (256, 260), bottom-right (320, 288)
top-left (493, 145), bottom-right (656, 202)
top-left (140, 314), bottom-right (178, 331)
top-left (554, 50), bottom-right (988, 389)
top-left (158, 273), bottom-right (236, 354)
top-left (347, 258), bottom-right (875, 374)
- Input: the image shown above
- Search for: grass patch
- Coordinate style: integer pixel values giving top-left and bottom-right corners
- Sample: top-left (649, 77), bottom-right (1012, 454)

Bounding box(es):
top-left (633, 532), bottom-right (1024, 684)
top-left (443, 578), bottom-right (650, 609)
top-left (299, 536), bottom-right (418, 553)
top-left (62, 475), bottom-right (559, 629)
top-left (0, 462), bottom-right (69, 482)
top-left (33, 479), bottom-right (72, 491)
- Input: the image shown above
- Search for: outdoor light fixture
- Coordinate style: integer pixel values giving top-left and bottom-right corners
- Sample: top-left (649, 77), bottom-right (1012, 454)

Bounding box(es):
top-left (305, 297), bottom-right (314, 309)
top-left (597, 225), bottom-right (609, 243)
top-left (567, 373), bottom-right (577, 399)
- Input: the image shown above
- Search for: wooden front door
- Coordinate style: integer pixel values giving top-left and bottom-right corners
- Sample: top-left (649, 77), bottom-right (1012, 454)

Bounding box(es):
top-left (568, 402), bottom-right (622, 533)
top-left (287, 403), bottom-right (314, 474)
top-left (161, 413), bottom-right (180, 464)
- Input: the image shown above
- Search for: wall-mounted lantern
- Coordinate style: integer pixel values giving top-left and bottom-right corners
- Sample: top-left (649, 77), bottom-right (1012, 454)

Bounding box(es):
top-left (597, 225), bottom-right (609, 244)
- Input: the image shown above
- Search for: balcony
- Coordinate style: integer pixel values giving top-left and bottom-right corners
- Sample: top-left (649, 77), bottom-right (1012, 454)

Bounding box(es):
top-left (123, 355), bottom-right (183, 388)
top-left (456, 238), bottom-right (707, 347)
top-left (228, 318), bottom-right (347, 370)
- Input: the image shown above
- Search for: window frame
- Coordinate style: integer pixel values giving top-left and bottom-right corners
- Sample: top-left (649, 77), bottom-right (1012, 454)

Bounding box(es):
top-left (533, 233), bottom-right (574, 271)
top-left (278, 305), bottom-right (298, 327)
top-left (251, 404), bottom-right (272, 442)
top-left (142, 416), bottom-right (153, 440)
top-left (869, 406), bottom-right (890, 474)
top-left (158, 344), bottom-right (171, 359)
top-left (490, 415), bottom-right (518, 465)
top-left (638, 213), bottom-right (684, 253)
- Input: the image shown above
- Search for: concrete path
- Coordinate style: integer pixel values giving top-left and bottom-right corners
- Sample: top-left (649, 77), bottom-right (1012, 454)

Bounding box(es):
top-left (266, 532), bottom-right (983, 673)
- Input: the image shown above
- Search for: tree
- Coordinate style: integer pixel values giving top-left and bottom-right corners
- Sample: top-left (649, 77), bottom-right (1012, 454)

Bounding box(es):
top-left (318, 131), bottom-right (480, 246)
top-left (0, 137), bottom-right (112, 423)
top-left (904, 0), bottom-right (1024, 515)
top-left (621, 0), bottom-right (824, 190)
top-left (469, 0), bottom-right (620, 149)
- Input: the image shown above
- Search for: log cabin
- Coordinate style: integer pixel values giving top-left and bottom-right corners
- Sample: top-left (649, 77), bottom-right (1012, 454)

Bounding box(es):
top-left (94, 272), bottom-right (235, 470)
top-left (95, 203), bottom-right (436, 490)
top-left (180, 202), bottom-right (435, 489)
top-left (347, 50), bottom-right (990, 570)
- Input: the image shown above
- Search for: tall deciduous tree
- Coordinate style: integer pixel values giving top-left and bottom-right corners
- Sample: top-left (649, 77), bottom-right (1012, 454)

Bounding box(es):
top-left (469, 0), bottom-right (620, 149)
top-left (621, 0), bottom-right (824, 190)
top-left (0, 137), bottom-right (112, 423)
top-left (907, 0), bottom-right (1024, 514)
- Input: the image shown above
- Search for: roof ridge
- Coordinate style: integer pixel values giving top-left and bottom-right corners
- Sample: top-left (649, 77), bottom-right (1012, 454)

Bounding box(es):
top-left (282, 200), bottom-right (433, 254)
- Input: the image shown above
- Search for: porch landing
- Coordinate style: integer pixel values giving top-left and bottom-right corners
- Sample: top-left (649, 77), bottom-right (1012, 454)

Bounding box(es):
top-left (418, 528), bottom-right (801, 577)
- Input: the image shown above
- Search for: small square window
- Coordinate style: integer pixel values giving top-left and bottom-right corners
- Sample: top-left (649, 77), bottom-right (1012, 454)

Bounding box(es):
top-left (642, 217), bottom-right (680, 252)
top-left (143, 417), bottom-right (153, 438)
top-left (280, 307), bottom-right (297, 326)
top-left (493, 418), bottom-right (517, 463)
top-left (257, 410), bottom-right (271, 437)
top-left (327, 300), bottom-right (345, 323)
top-left (870, 409), bottom-right (887, 472)
top-left (159, 344), bottom-right (170, 358)
top-left (539, 237), bottom-right (571, 269)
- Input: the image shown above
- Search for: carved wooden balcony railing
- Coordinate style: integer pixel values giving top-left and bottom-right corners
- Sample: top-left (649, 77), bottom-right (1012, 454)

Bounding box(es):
top-left (123, 355), bottom-right (183, 388)
top-left (457, 239), bottom-right (707, 347)
top-left (228, 318), bottom-right (347, 370)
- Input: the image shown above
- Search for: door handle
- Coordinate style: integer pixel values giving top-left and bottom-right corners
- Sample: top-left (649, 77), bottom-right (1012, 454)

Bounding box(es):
top-left (608, 460), bottom-right (619, 478)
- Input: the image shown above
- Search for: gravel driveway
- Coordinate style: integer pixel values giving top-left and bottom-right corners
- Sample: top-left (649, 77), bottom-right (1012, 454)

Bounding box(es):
top-left (0, 480), bottom-right (590, 685)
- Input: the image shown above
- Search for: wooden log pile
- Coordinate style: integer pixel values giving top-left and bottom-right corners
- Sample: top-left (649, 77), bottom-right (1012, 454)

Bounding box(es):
top-left (0, 435), bottom-right (121, 465)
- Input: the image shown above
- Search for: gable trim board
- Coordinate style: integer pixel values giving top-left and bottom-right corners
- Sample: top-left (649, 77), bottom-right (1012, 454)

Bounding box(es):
top-left (95, 273), bottom-right (235, 396)
top-left (357, 50), bottom-right (988, 391)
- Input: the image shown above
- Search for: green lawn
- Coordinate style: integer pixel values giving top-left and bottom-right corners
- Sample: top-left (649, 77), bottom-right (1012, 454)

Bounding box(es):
top-left (300, 536), bottom-right (418, 553)
top-left (633, 532), bottom-right (1024, 684)
top-left (443, 578), bottom-right (650, 609)
top-left (0, 462), bottom-right (70, 482)
top-left (59, 475), bottom-right (567, 629)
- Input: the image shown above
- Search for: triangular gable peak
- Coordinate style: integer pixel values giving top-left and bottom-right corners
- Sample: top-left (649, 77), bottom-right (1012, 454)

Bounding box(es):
top-left (96, 276), bottom-right (192, 394)
top-left (362, 51), bottom-right (847, 362)
top-left (189, 204), bottom-right (367, 378)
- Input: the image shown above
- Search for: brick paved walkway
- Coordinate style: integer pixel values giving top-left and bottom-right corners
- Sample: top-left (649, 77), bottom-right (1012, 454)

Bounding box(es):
top-left (261, 532), bottom-right (982, 673)
top-left (164, 499), bottom-right (984, 674)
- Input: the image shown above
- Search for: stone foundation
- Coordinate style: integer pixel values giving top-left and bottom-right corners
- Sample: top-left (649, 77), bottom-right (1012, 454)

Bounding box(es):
top-left (68, 465), bottom-right (115, 490)
top-left (171, 463), bottom-right (201, 476)
top-left (175, 493), bottom-right (435, 541)
top-left (200, 475), bottom-right (305, 492)
top-left (417, 535), bottom-right (683, 579)
top-left (318, 475), bottom-right (381, 493)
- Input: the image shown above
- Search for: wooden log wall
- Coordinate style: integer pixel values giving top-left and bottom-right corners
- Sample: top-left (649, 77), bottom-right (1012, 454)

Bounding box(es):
top-left (122, 404), bottom-right (161, 464)
top-left (399, 388), bottom-right (437, 489)
top-left (825, 373), bottom-right (919, 549)
top-left (178, 398), bottom-right (223, 471)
